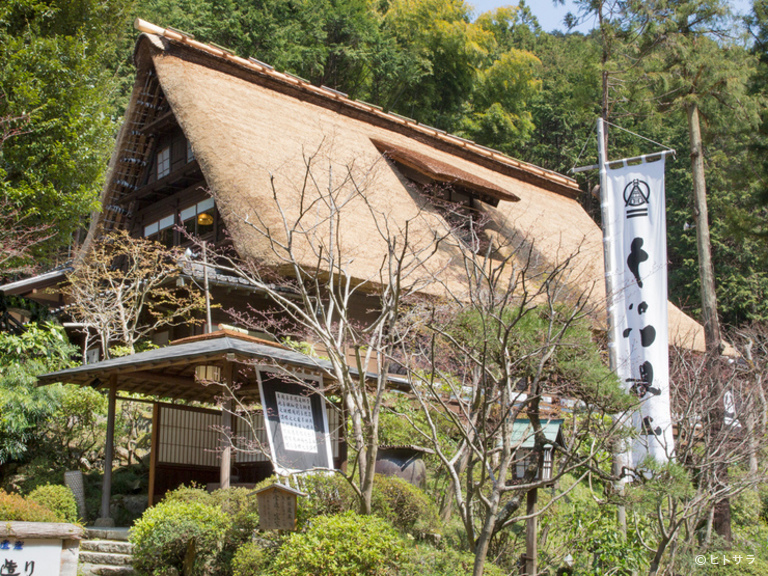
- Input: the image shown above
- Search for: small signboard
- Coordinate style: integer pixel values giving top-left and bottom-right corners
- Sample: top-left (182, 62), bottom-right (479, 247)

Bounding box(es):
top-left (254, 484), bottom-right (306, 531)
top-left (258, 372), bottom-right (333, 474)
top-left (0, 538), bottom-right (62, 576)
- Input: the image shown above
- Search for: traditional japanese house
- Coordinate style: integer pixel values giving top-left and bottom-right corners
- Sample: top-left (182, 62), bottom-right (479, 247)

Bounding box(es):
top-left (9, 18), bottom-right (717, 523)
top-left (6, 19), bottom-right (709, 352)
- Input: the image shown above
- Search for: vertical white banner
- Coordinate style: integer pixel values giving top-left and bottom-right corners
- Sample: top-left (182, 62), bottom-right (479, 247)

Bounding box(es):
top-left (606, 158), bottom-right (674, 465)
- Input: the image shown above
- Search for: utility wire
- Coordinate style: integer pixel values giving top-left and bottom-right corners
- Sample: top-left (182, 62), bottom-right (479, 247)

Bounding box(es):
top-left (604, 120), bottom-right (676, 155)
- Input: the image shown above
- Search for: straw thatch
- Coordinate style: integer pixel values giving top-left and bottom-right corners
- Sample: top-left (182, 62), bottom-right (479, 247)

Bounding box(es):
top-left (85, 23), bottom-right (708, 352)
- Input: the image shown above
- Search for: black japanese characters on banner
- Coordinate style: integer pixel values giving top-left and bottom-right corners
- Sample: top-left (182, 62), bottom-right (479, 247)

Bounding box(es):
top-left (627, 237), bottom-right (648, 287)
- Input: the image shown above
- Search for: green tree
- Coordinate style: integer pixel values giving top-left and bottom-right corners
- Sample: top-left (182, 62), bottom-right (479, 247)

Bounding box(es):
top-left (457, 7), bottom-right (543, 152)
top-left (0, 323), bottom-right (76, 466)
top-left (0, 0), bottom-right (135, 264)
top-left (628, 0), bottom-right (762, 337)
top-left (137, 0), bottom-right (542, 146)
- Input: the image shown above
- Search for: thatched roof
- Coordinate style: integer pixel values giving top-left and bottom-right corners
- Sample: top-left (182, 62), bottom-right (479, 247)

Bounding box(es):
top-left (84, 19), bottom-right (708, 353)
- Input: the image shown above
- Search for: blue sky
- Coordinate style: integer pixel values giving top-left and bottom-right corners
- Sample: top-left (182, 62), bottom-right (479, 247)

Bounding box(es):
top-left (467, 0), bottom-right (755, 33)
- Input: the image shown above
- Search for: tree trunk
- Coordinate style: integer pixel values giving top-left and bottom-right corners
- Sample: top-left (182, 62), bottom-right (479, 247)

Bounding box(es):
top-left (687, 101), bottom-right (730, 542)
top-left (704, 504), bottom-right (714, 547)
top-left (686, 102), bottom-right (722, 356)
top-left (648, 535), bottom-right (671, 576)
top-left (359, 431), bottom-right (377, 515)
top-left (524, 488), bottom-right (538, 576)
top-left (472, 497), bottom-right (500, 576)
top-left (346, 390), bottom-right (373, 514)
top-left (440, 445), bottom-right (470, 522)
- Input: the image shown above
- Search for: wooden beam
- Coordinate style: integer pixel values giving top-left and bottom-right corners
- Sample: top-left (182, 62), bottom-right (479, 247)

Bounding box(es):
top-left (0, 522), bottom-right (84, 540)
top-left (117, 161), bottom-right (202, 205)
top-left (139, 109), bottom-right (176, 136)
top-left (121, 370), bottom-right (198, 389)
top-left (112, 355), bottom-right (222, 375)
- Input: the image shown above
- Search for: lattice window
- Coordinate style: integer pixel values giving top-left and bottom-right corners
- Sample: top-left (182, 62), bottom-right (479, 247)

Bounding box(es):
top-left (156, 146), bottom-right (171, 179)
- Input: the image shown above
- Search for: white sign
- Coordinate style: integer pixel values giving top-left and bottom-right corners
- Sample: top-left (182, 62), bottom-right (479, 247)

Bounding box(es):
top-left (605, 158), bottom-right (674, 465)
top-left (275, 392), bottom-right (318, 454)
top-left (0, 538), bottom-right (62, 576)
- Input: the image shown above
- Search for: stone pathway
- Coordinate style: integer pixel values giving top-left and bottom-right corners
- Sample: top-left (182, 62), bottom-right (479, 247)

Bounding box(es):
top-left (79, 528), bottom-right (135, 576)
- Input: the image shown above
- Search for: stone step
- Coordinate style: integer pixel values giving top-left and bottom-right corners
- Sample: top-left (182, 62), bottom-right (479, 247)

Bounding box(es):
top-left (85, 527), bottom-right (131, 541)
top-left (79, 564), bottom-right (136, 576)
top-left (79, 551), bottom-right (133, 566)
top-left (81, 540), bottom-right (134, 554)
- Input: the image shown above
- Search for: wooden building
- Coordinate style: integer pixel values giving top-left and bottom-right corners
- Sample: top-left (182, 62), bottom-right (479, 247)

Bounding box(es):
top-left (4, 18), bottom-right (714, 522)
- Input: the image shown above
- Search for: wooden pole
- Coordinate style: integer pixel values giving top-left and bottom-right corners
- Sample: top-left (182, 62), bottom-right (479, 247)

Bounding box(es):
top-left (148, 403), bottom-right (160, 506)
top-left (220, 363), bottom-right (233, 489)
top-left (524, 487), bottom-right (538, 576)
top-left (97, 377), bottom-right (118, 526)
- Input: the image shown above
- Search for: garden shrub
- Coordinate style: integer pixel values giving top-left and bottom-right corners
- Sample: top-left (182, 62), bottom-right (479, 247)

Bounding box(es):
top-left (402, 545), bottom-right (506, 576)
top-left (231, 541), bottom-right (269, 576)
top-left (372, 474), bottom-right (441, 536)
top-left (130, 499), bottom-right (232, 576)
top-left (160, 484), bottom-right (214, 506)
top-left (0, 490), bottom-right (60, 522)
top-left (270, 511), bottom-right (408, 576)
top-left (159, 484), bottom-right (260, 574)
top-left (255, 473), bottom-right (357, 526)
top-left (295, 473), bottom-right (357, 521)
top-left (27, 484), bottom-right (78, 522)
top-left (210, 487), bottom-right (255, 515)
top-left (212, 487), bottom-right (261, 572)
top-left (257, 473), bottom-right (440, 535)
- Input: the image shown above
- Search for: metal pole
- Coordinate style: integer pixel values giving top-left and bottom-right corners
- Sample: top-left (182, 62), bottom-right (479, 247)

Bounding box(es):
top-left (598, 118), bottom-right (628, 532)
top-left (598, 117), bottom-right (620, 373)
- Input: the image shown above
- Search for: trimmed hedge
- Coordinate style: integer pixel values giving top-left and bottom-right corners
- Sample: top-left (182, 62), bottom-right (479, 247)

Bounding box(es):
top-left (130, 500), bottom-right (232, 576)
top-left (0, 490), bottom-right (60, 522)
top-left (27, 484), bottom-right (79, 523)
top-left (153, 485), bottom-right (261, 574)
top-left (372, 474), bottom-right (441, 536)
top-left (269, 512), bottom-right (407, 576)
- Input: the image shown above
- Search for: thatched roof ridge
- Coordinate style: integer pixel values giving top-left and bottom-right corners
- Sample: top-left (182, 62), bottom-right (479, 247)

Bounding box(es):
top-left (133, 19), bottom-right (579, 199)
